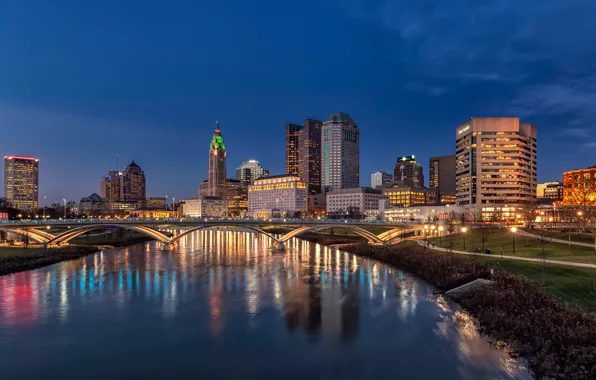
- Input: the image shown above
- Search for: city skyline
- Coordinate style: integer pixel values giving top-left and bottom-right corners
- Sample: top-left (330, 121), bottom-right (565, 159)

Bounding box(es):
top-left (2, 1), bottom-right (596, 203)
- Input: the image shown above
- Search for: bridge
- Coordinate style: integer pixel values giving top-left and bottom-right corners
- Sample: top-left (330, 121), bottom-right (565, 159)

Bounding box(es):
top-left (0, 218), bottom-right (417, 250)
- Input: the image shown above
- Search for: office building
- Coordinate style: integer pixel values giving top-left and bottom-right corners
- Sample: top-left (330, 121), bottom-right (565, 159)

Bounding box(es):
top-left (371, 171), bottom-right (392, 189)
top-left (429, 155), bottom-right (456, 203)
top-left (455, 118), bottom-right (537, 206)
top-left (393, 156), bottom-right (424, 188)
top-left (380, 183), bottom-right (437, 208)
top-left (537, 181), bottom-right (562, 199)
top-left (298, 119), bottom-right (323, 194)
top-left (146, 197), bottom-right (167, 210)
top-left (182, 197), bottom-right (228, 218)
top-left (285, 123), bottom-right (303, 175)
top-left (130, 210), bottom-right (179, 218)
top-left (3, 156), bottom-right (39, 210)
top-left (100, 170), bottom-right (122, 202)
top-left (111, 200), bottom-right (140, 213)
top-left (326, 188), bottom-right (387, 217)
top-left (563, 166), bottom-right (596, 206)
top-left (226, 179), bottom-right (248, 217)
top-left (78, 193), bottom-right (108, 215)
top-left (236, 160), bottom-right (269, 187)
top-left (321, 112), bottom-right (360, 192)
top-left (248, 174), bottom-right (307, 218)
top-left (207, 122), bottom-right (227, 199)
top-left (198, 180), bottom-right (209, 197)
top-left (307, 194), bottom-right (326, 217)
top-left (121, 161), bottom-right (146, 202)
top-left (543, 181), bottom-right (563, 201)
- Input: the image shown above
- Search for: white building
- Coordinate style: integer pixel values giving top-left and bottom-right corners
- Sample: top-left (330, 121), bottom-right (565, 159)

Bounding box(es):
top-left (236, 159), bottom-right (269, 187)
top-left (248, 175), bottom-right (307, 218)
top-left (321, 112), bottom-right (360, 192)
top-left (371, 171), bottom-right (392, 189)
top-left (182, 197), bottom-right (227, 218)
top-left (326, 187), bottom-right (387, 217)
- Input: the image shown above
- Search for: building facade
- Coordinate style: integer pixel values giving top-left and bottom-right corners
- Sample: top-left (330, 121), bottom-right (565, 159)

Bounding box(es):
top-left (321, 112), bottom-right (360, 192)
top-left (3, 156), bottom-right (39, 210)
top-left (285, 123), bottom-right (303, 176)
top-left (307, 194), bottom-right (326, 217)
top-left (248, 175), bottom-right (307, 218)
top-left (393, 156), bottom-right (424, 188)
top-left (78, 193), bottom-right (108, 215)
top-left (121, 161), bottom-right (146, 202)
top-left (236, 160), bottom-right (269, 187)
top-left (455, 118), bottom-right (537, 206)
top-left (100, 170), bottom-right (122, 202)
top-left (543, 181), bottom-right (563, 201)
top-left (537, 181), bottom-right (562, 199)
top-left (298, 119), bottom-right (323, 194)
top-left (429, 155), bottom-right (456, 203)
top-left (226, 179), bottom-right (248, 217)
top-left (371, 171), bottom-right (392, 189)
top-left (326, 188), bottom-right (387, 217)
top-left (380, 183), bottom-right (437, 208)
top-left (207, 123), bottom-right (227, 199)
top-left (182, 197), bottom-right (228, 218)
top-left (146, 197), bottom-right (167, 210)
top-left (563, 166), bottom-right (596, 206)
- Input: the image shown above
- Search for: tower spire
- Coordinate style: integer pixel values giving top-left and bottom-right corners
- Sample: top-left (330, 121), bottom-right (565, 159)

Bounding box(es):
top-left (215, 120), bottom-right (220, 132)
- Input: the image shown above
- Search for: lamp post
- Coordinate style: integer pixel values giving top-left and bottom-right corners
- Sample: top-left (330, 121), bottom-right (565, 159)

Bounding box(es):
top-left (461, 227), bottom-right (467, 251)
top-left (511, 226), bottom-right (517, 255)
top-left (42, 196), bottom-right (47, 219)
top-left (62, 199), bottom-right (67, 219)
top-left (424, 225), bottom-right (429, 247)
top-left (438, 225), bottom-right (444, 245)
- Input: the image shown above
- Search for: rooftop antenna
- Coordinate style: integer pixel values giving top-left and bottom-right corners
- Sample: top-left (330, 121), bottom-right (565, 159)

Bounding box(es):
top-left (215, 120), bottom-right (220, 132)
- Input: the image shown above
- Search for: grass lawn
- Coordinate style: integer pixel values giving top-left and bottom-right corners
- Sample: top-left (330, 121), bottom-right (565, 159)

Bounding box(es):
top-left (435, 227), bottom-right (596, 265)
top-left (0, 247), bottom-right (46, 259)
top-left (472, 255), bottom-right (596, 313)
top-left (524, 228), bottom-right (596, 245)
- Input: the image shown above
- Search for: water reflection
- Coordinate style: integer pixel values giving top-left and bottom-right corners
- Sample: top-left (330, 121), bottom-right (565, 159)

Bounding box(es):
top-left (0, 231), bottom-right (531, 379)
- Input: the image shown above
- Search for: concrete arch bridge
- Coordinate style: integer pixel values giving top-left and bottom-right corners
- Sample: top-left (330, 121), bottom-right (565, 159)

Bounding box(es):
top-left (0, 222), bottom-right (414, 250)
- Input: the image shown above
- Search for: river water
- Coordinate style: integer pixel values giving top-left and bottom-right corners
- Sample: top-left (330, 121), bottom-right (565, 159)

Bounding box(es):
top-left (0, 231), bottom-right (531, 379)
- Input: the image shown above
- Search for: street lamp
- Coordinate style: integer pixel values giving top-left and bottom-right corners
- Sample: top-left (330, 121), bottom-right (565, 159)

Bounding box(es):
top-left (461, 227), bottom-right (468, 251)
top-left (511, 226), bottom-right (518, 255)
top-left (438, 225), bottom-right (444, 245)
top-left (63, 198), bottom-right (67, 219)
top-left (42, 196), bottom-right (47, 219)
top-left (423, 225), bottom-right (429, 246)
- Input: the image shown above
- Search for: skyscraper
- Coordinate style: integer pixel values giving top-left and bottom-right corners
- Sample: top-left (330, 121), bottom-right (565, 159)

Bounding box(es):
top-left (456, 117), bottom-right (537, 206)
top-left (321, 112), bottom-right (360, 192)
top-left (100, 170), bottom-right (122, 202)
top-left (298, 119), bottom-right (322, 194)
top-left (285, 123), bottom-right (303, 175)
top-left (3, 156), bottom-right (39, 209)
top-left (429, 155), bottom-right (456, 203)
top-left (393, 156), bottom-right (424, 188)
top-left (371, 171), bottom-right (392, 188)
top-left (235, 160), bottom-right (269, 187)
top-left (121, 161), bottom-right (146, 202)
top-left (207, 122), bottom-right (227, 199)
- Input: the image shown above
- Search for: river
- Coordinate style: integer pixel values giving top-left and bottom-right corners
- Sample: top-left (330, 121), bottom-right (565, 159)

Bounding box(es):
top-left (0, 231), bottom-right (532, 379)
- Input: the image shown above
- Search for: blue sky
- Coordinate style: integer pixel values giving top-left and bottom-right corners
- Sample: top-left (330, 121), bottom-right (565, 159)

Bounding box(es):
top-left (1, 0), bottom-right (595, 205)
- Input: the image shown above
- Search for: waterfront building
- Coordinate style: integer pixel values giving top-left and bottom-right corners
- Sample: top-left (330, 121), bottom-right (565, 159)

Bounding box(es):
top-left (235, 160), bottom-right (269, 187)
top-left (207, 122), bottom-right (227, 199)
top-left (78, 193), bottom-right (108, 215)
top-left (455, 118), bottom-right (537, 206)
top-left (393, 156), bottom-right (424, 188)
top-left (562, 166), bottom-right (596, 206)
top-left (321, 112), bottom-right (360, 192)
top-left (384, 205), bottom-right (468, 224)
top-left (182, 197), bottom-right (227, 218)
top-left (380, 182), bottom-right (437, 208)
top-left (326, 187), bottom-right (387, 217)
top-left (298, 119), bottom-right (323, 194)
top-left (371, 171), bottom-right (392, 189)
top-left (248, 174), bottom-right (307, 218)
top-left (129, 209), bottom-right (179, 218)
top-left (146, 197), bottom-right (167, 210)
top-left (100, 170), bottom-right (122, 202)
top-left (226, 179), bottom-right (248, 217)
top-left (285, 123), bottom-right (303, 175)
top-left (307, 194), bottom-right (326, 217)
top-left (3, 156), bottom-right (39, 210)
top-left (111, 200), bottom-right (140, 214)
top-left (429, 155), bottom-right (456, 203)
top-left (121, 161), bottom-right (146, 202)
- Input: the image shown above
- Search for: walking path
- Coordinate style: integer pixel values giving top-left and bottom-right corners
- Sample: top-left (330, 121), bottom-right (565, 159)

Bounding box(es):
top-left (415, 240), bottom-right (596, 269)
top-left (518, 229), bottom-right (596, 249)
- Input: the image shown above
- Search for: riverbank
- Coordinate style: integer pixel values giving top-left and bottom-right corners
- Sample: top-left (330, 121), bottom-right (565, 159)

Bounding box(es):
top-left (342, 241), bottom-right (596, 379)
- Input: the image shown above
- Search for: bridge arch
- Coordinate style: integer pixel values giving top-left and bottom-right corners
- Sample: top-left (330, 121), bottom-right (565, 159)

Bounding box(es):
top-left (0, 227), bottom-right (51, 244)
top-left (168, 224), bottom-right (281, 245)
top-left (279, 225), bottom-right (384, 245)
top-left (47, 224), bottom-right (171, 246)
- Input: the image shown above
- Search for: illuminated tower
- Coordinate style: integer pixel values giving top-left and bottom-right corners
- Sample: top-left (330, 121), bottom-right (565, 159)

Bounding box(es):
top-left (321, 112), bottom-right (360, 192)
top-left (208, 122), bottom-right (227, 199)
top-left (3, 156), bottom-right (39, 209)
